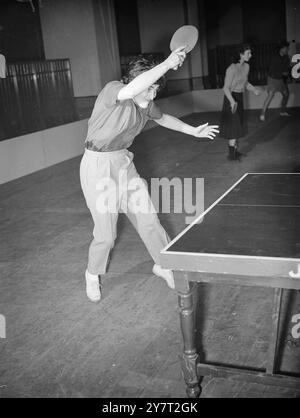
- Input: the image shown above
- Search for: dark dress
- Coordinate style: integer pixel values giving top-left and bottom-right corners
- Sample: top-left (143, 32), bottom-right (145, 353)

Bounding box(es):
top-left (219, 62), bottom-right (250, 140)
top-left (220, 91), bottom-right (244, 139)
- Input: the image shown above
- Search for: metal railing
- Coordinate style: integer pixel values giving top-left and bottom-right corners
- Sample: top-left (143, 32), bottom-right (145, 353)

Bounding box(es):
top-left (0, 59), bottom-right (78, 141)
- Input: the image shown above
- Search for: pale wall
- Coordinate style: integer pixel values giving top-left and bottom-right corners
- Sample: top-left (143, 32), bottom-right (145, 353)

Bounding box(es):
top-left (0, 120), bottom-right (88, 185)
top-left (39, 0), bottom-right (101, 97)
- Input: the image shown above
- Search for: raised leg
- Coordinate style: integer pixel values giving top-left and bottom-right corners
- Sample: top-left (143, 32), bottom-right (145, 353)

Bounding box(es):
top-left (261, 91), bottom-right (275, 117)
top-left (280, 86), bottom-right (289, 113)
top-left (175, 272), bottom-right (201, 398)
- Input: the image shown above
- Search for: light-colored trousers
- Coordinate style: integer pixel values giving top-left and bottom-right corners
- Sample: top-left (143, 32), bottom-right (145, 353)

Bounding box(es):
top-left (80, 148), bottom-right (170, 275)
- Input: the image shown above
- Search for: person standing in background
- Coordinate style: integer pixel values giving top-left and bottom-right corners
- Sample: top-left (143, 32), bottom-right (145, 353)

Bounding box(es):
top-left (220, 44), bottom-right (260, 161)
top-left (260, 41), bottom-right (291, 122)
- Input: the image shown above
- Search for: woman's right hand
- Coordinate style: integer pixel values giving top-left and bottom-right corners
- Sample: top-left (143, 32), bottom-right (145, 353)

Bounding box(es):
top-left (231, 101), bottom-right (237, 113)
top-left (164, 47), bottom-right (186, 71)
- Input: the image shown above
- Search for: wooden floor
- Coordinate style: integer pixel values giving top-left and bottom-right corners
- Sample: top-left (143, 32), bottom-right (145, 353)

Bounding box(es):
top-left (0, 108), bottom-right (300, 398)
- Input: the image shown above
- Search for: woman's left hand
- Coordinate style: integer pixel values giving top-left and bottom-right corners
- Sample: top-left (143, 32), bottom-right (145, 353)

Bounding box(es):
top-left (254, 88), bottom-right (261, 96)
top-left (194, 123), bottom-right (219, 140)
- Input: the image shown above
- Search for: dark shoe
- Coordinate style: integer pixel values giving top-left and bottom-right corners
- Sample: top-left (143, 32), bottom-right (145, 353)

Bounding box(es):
top-left (234, 149), bottom-right (246, 161)
top-left (227, 146), bottom-right (235, 160)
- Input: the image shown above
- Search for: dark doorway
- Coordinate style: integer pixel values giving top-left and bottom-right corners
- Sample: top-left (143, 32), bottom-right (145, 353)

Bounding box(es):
top-left (114, 0), bottom-right (141, 55)
top-left (0, 0), bottom-right (44, 62)
top-left (242, 0), bottom-right (287, 43)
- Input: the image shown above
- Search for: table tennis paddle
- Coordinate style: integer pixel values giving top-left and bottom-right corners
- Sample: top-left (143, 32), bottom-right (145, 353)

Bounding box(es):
top-left (170, 25), bottom-right (199, 69)
top-left (231, 102), bottom-right (238, 114)
top-left (170, 25), bottom-right (199, 53)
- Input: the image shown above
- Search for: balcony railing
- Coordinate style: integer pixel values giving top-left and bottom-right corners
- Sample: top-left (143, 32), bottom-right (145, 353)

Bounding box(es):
top-left (0, 59), bottom-right (78, 141)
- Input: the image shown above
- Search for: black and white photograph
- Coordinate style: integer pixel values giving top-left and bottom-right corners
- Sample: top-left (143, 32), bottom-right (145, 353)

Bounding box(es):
top-left (0, 0), bottom-right (300, 401)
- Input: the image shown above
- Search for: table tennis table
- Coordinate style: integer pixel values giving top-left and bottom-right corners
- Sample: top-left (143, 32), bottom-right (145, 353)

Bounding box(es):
top-left (161, 173), bottom-right (300, 397)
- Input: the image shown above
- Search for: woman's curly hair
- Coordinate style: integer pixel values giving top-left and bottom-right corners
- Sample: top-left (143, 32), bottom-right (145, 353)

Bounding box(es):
top-left (122, 55), bottom-right (166, 92)
top-left (230, 44), bottom-right (251, 64)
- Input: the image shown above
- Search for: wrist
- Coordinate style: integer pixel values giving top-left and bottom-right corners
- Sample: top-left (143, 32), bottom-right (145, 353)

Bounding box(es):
top-left (181, 124), bottom-right (195, 136)
top-left (189, 126), bottom-right (197, 137)
top-left (161, 61), bottom-right (170, 72)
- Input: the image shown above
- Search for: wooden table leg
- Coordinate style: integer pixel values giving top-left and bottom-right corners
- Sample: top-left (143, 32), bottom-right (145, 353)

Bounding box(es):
top-left (175, 272), bottom-right (201, 398)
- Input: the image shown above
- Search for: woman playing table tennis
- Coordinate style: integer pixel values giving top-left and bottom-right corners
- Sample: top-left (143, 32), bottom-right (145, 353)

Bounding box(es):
top-left (220, 44), bottom-right (260, 161)
top-left (80, 47), bottom-right (219, 302)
